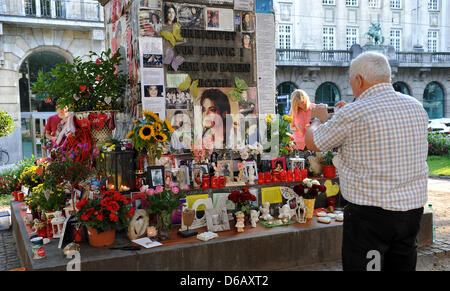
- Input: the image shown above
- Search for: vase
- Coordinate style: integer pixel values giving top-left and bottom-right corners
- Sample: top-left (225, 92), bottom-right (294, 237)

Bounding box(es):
top-left (323, 165), bottom-right (336, 179)
top-left (157, 210), bottom-right (172, 240)
top-left (87, 227), bottom-right (116, 247)
top-left (304, 198), bottom-right (316, 220)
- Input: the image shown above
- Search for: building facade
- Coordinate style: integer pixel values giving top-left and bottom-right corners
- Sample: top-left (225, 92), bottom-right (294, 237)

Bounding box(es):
top-left (274, 0), bottom-right (450, 118)
top-left (0, 0), bottom-right (105, 164)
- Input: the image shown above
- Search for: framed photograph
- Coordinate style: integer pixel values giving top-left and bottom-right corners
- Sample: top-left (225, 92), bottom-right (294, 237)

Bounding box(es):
top-left (271, 157), bottom-right (286, 173)
top-left (290, 157), bottom-right (306, 171)
top-left (165, 88), bottom-right (192, 110)
top-left (163, 2), bottom-right (178, 25)
top-left (217, 160), bottom-right (234, 185)
top-left (131, 192), bottom-right (143, 209)
top-left (147, 166), bottom-right (165, 187)
top-left (206, 207), bottom-right (230, 232)
top-left (244, 160), bottom-right (258, 182)
top-left (241, 12), bottom-right (255, 32)
top-left (192, 163), bottom-right (209, 188)
top-left (156, 154), bottom-right (176, 169)
top-left (177, 4), bottom-right (205, 30)
top-left (179, 165), bottom-right (190, 188)
top-left (139, 10), bottom-right (163, 37)
top-left (242, 33), bottom-right (253, 49)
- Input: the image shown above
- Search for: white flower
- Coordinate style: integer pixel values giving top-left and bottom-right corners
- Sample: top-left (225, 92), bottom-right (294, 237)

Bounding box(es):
top-left (311, 180), bottom-right (320, 186)
top-left (240, 151), bottom-right (249, 160)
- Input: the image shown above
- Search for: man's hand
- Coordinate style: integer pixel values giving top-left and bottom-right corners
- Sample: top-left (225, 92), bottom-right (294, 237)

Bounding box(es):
top-left (335, 101), bottom-right (347, 108)
top-left (311, 104), bottom-right (329, 123)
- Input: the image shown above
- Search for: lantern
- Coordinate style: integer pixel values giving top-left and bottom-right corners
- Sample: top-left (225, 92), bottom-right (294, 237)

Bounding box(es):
top-left (51, 211), bottom-right (65, 239)
top-left (103, 150), bottom-right (135, 193)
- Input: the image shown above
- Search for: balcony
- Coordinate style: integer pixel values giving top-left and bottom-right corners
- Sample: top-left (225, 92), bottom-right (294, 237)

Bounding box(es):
top-left (276, 49), bottom-right (351, 67)
top-left (0, 0), bottom-right (104, 29)
top-left (276, 49), bottom-right (450, 68)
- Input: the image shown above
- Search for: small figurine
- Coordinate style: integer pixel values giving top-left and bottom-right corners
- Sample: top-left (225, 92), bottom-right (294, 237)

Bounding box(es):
top-left (259, 202), bottom-right (273, 221)
top-left (236, 162), bottom-right (246, 183)
top-left (250, 209), bottom-right (260, 227)
top-left (278, 204), bottom-right (292, 220)
top-left (248, 166), bottom-right (256, 185)
top-left (235, 211), bottom-right (245, 232)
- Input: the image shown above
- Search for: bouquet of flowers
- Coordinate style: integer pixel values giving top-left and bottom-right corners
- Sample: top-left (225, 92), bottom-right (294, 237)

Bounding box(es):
top-left (76, 189), bottom-right (135, 233)
top-left (234, 142), bottom-right (263, 160)
top-left (321, 150), bottom-right (337, 166)
top-left (128, 110), bottom-right (174, 165)
top-left (228, 187), bottom-right (257, 213)
top-left (293, 178), bottom-right (326, 199)
top-left (19, 164), bottom-right (46, 189)
top-left (265, 114), bottom-right (296, 156)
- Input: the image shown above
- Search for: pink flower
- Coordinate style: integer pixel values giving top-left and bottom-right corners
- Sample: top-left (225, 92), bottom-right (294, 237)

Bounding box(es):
top-left (92, 148), bottom-right (99, 157)
top-left (146, 188), bottom-right (155, 196)
top-left (155, 186), bottom-right (164, 194)
top-left (169, 181), bottom-right (175, 187)
top-left (140, 185), bottom-right (149, 193)
top-left (183, 185), bottom-right (189, 190)
top-left (172, 187), bottom-right (179, 194)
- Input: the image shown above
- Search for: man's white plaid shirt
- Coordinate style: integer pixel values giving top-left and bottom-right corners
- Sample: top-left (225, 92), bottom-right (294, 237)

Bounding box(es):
top-left (313, 83), bottom-right (429, 211)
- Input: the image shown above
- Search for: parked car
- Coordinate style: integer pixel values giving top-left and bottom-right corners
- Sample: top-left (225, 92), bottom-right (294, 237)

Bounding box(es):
top-left (428, 119), bottom-right (450, 134)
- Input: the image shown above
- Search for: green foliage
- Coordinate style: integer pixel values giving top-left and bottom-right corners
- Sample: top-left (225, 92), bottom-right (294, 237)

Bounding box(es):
top-left (29, 183), bottom-right (67, 212)
top-left (321, 150), bottom-right (337, 165)
top-left (146, 187), bottom-right (186, 216)
top-left (428, 131), bottom-right (450, 156)
top-left (0, 110), bottom-right (15, 138)
top-left (265, 114), bottom-right (295, 157)
top-left (32, 49), bottom-right (127, 112)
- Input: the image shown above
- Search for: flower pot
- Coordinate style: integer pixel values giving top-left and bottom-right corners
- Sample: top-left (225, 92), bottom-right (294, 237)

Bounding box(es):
top-left (87, 227), bottom-right (116, 247)
top-left (323, 165), bottom-right (336, 179)
top-left (304, 198), bottom-right (316, 220)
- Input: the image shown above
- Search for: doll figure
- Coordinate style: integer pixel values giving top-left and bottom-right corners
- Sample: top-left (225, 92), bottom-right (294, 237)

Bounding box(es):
top-left (259, 202), bottom-right (273, 221)
top-left (250, 209), bottom-right (260, 228)
top-left (278, 204), bottom-right (292, 220)
top-left (235, 211), bottom-right (245, 232)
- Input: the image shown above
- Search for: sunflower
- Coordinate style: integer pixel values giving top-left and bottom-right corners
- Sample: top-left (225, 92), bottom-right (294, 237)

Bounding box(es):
top-left (164, 118), bottom-right (174, 133)
top-left (139, 125), bottom-right (154, 140)
top-left (154, 122), bottom-right (162, 132)
top-left (142, 110), bottom-right (161, 122)
top-left (126, 131), bottom-right (134, 139)
top-left (154, 132), bottom-right (168, 143)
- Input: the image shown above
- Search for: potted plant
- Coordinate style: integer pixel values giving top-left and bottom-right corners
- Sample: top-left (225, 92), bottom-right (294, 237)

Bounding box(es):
top-left (228, 187), bottom-right (257, 222)
top-left (76, 189), bottom-right (135, 247)
top-left (32, 49), bottom-right (127, 149)
top-left (321, 150), bottom-right (337, 178)
top-left (0, 110), bottom-right (15, 138)
top-left (144, 183), bottom-right (186, 240)
top-left (293, 179), bottom-right (326, 219)
top-left (128, 110), bottom-right (174, 165)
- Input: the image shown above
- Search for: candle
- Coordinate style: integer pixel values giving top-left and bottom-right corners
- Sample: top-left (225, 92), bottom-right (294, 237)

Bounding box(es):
top-left (147, 226), bottom-right (157, 237)
top-left (301, 169), bottom-right (308, 180)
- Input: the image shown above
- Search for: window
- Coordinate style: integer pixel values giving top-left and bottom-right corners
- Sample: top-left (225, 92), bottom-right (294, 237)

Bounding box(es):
top-left (323, 27), bottom-right (335, 50)
top-left (278, 25), bottom-right (292, 49)
top-left (276, 82), bottom-right (298, 115)
top-left (55, 0), bottom-right (66, 18)
top-left (393, 82), bottom-right (411, 96)
top-left (390, 29), bottom-right (402, 51)
top-left (368, 0), bottom-right (379, 8)
top-left (315, 82), bottom-right (341, 107)
top-left (423, 82), bottom-right (445, 119)
top-left (390, 0), bottom-right (401, 9)
top-left (428, 30), bottom-right (439, 52)
top-left (346, 0), bottom-right (358, 7)
top-left (346, 27), bottom-right (359, 50)
top-left (24, 0), bottom-right (36, 16)
top-left (279, 3), bottom-right (292, 21)
top-left (428, 0), bottom-right (439, 11)
top-left (322, 0), bottom-right (335, 5)
top-left (40, 0), bottom-right (51, 17)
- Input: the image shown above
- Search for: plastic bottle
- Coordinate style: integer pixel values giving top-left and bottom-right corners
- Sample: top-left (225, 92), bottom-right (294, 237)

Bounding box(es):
top-left (428, 204), bottom-right (436, 243)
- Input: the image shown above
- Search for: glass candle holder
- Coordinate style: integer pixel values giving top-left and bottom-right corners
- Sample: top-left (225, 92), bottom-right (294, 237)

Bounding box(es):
top-left (258, 173), bottom-right (265, 184)
top-left (264, 172), bottom-right (272, 184)
top-left (287, 170), bottom-right (293, 182)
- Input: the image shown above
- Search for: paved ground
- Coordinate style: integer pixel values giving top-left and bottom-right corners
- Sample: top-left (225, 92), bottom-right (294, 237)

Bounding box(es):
top-left (0, 178), bottom-right (449, 271)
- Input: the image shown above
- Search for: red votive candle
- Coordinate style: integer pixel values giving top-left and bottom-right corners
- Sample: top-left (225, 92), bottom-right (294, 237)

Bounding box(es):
top-left (258, 173), bottom-right (265, 184)
top-left (287, 170), bottom-right (293, 182)
top-left (294, 167), bottom-right (301, 181)
top-left (264, 172), bottom-right (272, 184)
top-left (211, 176), bottom-right (218, 188)
top-left (301, 169), bottom-right (308, 180)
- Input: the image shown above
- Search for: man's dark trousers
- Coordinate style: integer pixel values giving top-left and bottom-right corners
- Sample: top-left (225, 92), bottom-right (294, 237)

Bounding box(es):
top-left (342, 202), bottom-right (424, 271)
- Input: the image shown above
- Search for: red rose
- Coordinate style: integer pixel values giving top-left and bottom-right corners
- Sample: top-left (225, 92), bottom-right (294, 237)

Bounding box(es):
top-left (76, 198), bottom-right (89, 210)
top-left (81, 213), bottom-right (90, 221)
top-left (97, 213), bottom-right (103, 221)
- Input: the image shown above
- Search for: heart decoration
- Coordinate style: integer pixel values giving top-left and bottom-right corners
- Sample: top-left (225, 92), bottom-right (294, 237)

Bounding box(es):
top-left (79, 85), bottom-right (87, 93)
top-left (104, 97), bottom-right (112, 105)
top-left (89, 112), bottom-right (108, 131)
top-left (324, 180), bottom-right (340, 198)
